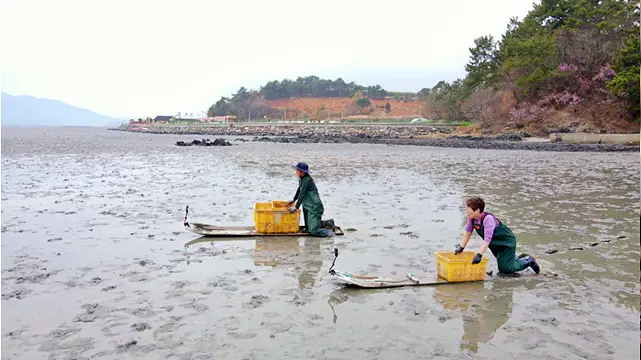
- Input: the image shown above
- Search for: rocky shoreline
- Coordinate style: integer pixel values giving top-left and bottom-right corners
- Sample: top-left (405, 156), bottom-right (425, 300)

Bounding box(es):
top-left (251, 134), bottom-right (637, 152)
top-left (113, 123), bottom-right (451, 138)
top-left (176, 138), bottom-right (232, 147)
top-left (113, 124), bottom-right (639, 153)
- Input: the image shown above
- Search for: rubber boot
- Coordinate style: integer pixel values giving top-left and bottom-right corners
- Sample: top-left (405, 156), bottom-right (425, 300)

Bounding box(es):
top-left (529, 256), bottom-right (540, 274)
top-left (518, 255), bottom-right (540, 274)
top-left (321, 219), bottom-right (336, 231)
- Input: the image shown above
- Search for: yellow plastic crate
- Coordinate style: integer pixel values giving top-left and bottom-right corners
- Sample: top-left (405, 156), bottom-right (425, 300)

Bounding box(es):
top-left (271, 200), bottom-right (291, 209)
top-left (434, 251), bottom-right (488, 282)
top-left (253, 201), bottom-right (300, 233)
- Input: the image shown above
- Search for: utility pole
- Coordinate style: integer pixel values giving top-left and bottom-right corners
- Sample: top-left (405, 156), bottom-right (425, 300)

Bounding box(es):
top-left (326, 103), bottom-right (329, 122)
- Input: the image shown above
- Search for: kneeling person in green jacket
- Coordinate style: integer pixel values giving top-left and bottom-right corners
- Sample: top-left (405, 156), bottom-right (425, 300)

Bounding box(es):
top-left (455, 196), bottom-right (540, 275)
top-left (288, 162), bottom-right (334, 237)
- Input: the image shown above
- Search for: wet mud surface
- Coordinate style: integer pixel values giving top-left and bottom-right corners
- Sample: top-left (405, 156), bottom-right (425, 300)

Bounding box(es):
top-left (2, 127), bottom-right (639, 359)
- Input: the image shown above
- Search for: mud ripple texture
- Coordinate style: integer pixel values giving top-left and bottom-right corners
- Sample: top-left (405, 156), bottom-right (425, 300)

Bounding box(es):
top-left (1, 127), bottom-right (639, 359)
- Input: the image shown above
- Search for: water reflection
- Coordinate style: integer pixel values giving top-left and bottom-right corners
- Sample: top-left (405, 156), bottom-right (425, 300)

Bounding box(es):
top-left (433, 280), bottom-right (535, 354)
top-left (326, 286), bottom-right (367, 325)
top-left (253, 238), bottom-right (300, 267)
top-left (254, 237), bottom-right (326, 290)
top-left (325, 274), bottom-right (541, 352)
top-left (184, 236), bottom-right (331, 291)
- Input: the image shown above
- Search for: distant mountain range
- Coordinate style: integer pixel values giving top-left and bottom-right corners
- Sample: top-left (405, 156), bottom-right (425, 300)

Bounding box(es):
top-left (1, 92), bottom-right (125, 127)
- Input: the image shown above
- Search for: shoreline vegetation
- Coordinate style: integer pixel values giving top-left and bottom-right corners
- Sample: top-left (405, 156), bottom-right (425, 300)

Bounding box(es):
top-left (119, 1), bottom-right (640, 153)
top-left (184, 1), bottom-right (638, 137)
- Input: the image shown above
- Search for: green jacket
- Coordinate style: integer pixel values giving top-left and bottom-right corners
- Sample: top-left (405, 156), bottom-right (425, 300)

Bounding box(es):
top-left (292, 174), bottom-right (324, 214)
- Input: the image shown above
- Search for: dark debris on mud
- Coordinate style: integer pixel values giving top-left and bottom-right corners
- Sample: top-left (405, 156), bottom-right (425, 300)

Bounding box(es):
top-left (117, 339), bottom-right (138, 350)
top-left (130, 322), bottom-right (151, 332)
top-left (1, 288), bottom-right (32, 300)
top-left (73, 303), bottom-right (103, 323)
top-left (14, 269), bottom-right (61, 284)
top-left (176, 138), bottom-right (232, 147)
top-left (244, 295), bottom-right (270, 309)
top-left (542, 235), bottom-right (625, 255)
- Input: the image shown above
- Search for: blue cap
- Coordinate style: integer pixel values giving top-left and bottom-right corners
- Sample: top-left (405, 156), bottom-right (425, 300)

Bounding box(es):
top-left (294, 162), bottom-right (310, 173)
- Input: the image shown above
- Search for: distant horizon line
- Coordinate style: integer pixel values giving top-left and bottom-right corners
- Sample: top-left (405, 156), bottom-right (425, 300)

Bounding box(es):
top-left (0, 124), bottom-right (114, 128)
top-left (3, 90), bottom-right (428, 122)
top-left (2, 92), bottom-right (134, 120)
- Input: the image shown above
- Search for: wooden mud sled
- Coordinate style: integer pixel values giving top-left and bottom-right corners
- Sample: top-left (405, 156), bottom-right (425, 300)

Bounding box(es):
top-left (327, 249), bottom-right (555, 289)
top-left (183, 206), bottom-right (345, 238)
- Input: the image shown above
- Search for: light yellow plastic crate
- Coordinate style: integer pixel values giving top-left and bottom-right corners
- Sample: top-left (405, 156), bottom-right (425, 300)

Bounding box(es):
top-left (253, 201), bottom-right (300, 233)
top-left (435, 251), bottom-right (488, 282)
top-left (271, 200), bottom-right (291, 209)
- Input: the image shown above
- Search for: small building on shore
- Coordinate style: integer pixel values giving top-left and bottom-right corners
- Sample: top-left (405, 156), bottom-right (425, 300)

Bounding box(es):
top-left (153, 115), bottom-right (173, 124)
top-left (170, 118), bottom-right (202, 124)
top-left (205, 115), bottom-right (236, 123)
top-left (129, 118), bottom-right (150, 125)
top-left (151, 115), bottom-right (203, 124)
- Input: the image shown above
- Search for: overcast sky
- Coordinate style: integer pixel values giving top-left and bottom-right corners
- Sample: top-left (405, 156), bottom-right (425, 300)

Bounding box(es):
top-left (1, 0), bottom-right (536, 118)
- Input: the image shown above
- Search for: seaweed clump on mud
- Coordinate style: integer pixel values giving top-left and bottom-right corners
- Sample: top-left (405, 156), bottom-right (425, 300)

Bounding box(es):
top-left (176, 138), bottom-right (232, 147)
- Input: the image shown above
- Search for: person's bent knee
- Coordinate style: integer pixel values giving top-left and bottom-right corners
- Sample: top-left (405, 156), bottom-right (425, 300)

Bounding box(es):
top-left (497, 265), bottom-right (516, 274)
top-left (310, 228), bottom-right (333, 237)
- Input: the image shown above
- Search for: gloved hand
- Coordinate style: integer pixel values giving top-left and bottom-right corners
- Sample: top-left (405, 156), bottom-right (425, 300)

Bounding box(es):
top-left (454, 244), bottom-right (464, 254)
top-left (288, 206), bottom-right (297, 213)
top-left (472, 253), bottom-right (483, 264)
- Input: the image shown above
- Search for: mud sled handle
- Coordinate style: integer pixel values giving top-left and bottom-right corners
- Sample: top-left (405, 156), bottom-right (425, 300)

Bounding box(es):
top-left (328, 248), bottom-right (339, 275)
top-left (183, 205), bottom-right (190, 227)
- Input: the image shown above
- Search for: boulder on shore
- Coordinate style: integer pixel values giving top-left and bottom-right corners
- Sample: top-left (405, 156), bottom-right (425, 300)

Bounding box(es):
top-left (176, 138), bottom-right (232, 147)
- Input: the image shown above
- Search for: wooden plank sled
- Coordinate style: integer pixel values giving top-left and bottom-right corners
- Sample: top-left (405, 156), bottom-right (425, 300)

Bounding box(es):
top-left (183, 206), bottom-right (344, 238)
top-left (327, 248), bottom-right (556, 289)
top-left (186, 222), bottom-right (344, 237)
top-left (330, 270), bottom-right (457, 288)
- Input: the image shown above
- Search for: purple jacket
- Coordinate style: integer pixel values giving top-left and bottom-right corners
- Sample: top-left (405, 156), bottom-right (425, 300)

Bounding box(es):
top-left (465, 211), bottom-right (499, 244)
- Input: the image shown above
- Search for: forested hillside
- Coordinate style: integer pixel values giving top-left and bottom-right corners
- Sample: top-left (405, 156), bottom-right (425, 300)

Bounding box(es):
top-left (206, 78), bottom-right (422, 120)
top-left (206, 0), bottom-right (640, 134)
top-left (423, 0), bottom-right (640, 134)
